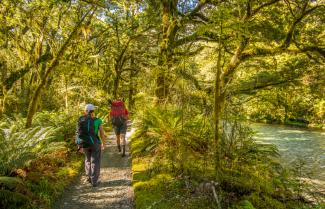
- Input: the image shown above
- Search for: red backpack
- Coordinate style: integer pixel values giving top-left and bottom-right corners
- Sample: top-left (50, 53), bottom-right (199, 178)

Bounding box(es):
top-left (110, 100), bottom-right (127, 126)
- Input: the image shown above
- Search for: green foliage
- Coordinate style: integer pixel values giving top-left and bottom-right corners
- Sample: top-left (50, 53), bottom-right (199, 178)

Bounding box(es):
top-left (132, 105), bottom-right (213, 176)
top-left (0, 177), bottom-right (33, 209)
top-left (30, 179), bottom-right (54, 206)
top-left (0, 0), bottom-right (323, 208)
top-left (230, 200), bottom-right (256, 209)
top-left (0, 189), bottom-right (32, 209)
top-left (33, 110), bottom-right (79, 142)
top-left (0, 117), bottom-right (59, 176)
top-left (132, 159), bottom-right (218, 209)
top-left (0, 176), bottom-right (23, 190)
top-left (24, 154), bottom-right (83, 208)
top-left (131, 104), bottom-right (312, 208)
top-left (243, 193), bottom-right (286, 209)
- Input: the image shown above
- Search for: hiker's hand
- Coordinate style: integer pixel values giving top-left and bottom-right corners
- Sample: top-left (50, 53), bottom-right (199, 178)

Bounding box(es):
top-left (101, 144), bottom-right (105, 151)
top-left (78, 147), bottom-right (84, 154)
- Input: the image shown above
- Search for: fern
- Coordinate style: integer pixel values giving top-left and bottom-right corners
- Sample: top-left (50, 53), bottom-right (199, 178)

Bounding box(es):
top-left (131, 105), bottom-right (214, 176)
top-left (33, 111), bottom-right (78, 141)
top-left (37, 142), bottom-right (67, 155)
top-left (0, 122), bottom-right (58, 176)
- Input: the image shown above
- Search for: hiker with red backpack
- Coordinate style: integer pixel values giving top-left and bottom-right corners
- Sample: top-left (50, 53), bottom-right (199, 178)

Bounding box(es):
top-left (76, 104), bottom-right (106, 187)
top-left (109, 99), bottom-right (129, 157)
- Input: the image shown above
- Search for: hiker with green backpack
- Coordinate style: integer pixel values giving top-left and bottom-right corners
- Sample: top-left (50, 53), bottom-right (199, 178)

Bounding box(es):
top-left (76, 104), bottom-right (106, 187)
top-left (109, 99), bottom-right (129, 157)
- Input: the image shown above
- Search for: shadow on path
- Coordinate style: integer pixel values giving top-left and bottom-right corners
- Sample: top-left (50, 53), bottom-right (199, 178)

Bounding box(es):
top-left (53, 128), bottom-right (135, 209)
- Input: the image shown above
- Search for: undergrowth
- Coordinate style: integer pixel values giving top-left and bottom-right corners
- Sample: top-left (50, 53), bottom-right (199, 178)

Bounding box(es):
top-left (0, 110), bottom-right (84, 209)
top-left (131, 105), bottom-right (323, 209)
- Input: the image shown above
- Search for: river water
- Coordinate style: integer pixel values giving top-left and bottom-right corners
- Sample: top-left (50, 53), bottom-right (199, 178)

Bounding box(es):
top-left (250, 123), bottom-right (325, 181)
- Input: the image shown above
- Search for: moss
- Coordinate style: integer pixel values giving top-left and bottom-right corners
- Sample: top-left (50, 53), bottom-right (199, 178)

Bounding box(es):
top-left (132, 155), bottom-right (219, 209)
top-left (0, 176), bottom-right (24, 190)
top-left (0, 189), bottom-right (32, 209)
top-left (0, 176), bottom-right (35, 209)
top-left (284, 120), bottom-right (308, 128)
top-left (230, 200), bottom-right (256, 209)
top-left (219, 168), bottom-right (274, 196)
top-left (244, 193), bottom-right (286, 209)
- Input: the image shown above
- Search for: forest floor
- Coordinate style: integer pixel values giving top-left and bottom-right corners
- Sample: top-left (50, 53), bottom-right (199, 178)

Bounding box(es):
top-left (53, 128), bottom-right (135, 209)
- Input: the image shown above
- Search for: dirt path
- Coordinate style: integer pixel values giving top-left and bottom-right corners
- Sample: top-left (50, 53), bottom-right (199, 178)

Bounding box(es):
top-left (54, 128), bottom-right (135, 209)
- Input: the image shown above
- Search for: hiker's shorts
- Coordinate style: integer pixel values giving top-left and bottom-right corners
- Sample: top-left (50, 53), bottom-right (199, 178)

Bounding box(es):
top-left (114, 123), bottom-right (127, 135)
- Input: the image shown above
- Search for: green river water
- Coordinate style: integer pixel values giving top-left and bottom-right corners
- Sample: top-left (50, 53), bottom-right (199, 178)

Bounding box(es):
top-left (251, 123), bottom-right (325, 181)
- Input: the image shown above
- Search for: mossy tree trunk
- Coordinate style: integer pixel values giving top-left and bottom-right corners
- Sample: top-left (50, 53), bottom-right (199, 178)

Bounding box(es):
top-left (155, 0), bottom-right (178, 102)
top-left (25, 8), bottom-right (94, 128)
top-left (214, 36), bottom-right (223, 164)
top-left (128, 56), bottom-right (136, 111)
top-left (113, 67), bottom-right (121, 99)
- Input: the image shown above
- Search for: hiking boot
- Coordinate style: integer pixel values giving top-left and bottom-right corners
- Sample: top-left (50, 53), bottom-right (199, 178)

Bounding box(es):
top-left (122, 145), bottom-right (126, 157)
top-left (117, 144), bottom-right (121, 152)
top-left (92, 181), bottom-right (100, 187)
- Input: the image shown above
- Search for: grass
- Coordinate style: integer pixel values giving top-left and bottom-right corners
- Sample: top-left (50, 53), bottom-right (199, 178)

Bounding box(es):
top-left (132, 156), bottom-right (219, 209)
top-left (132, 155), bottom-right (325, 209)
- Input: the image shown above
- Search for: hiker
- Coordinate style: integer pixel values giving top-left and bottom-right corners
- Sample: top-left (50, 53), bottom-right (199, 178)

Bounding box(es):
top-left (109, 99), bottom-right (129, 157)
top-left (76, 104), bottom-right (106, 187)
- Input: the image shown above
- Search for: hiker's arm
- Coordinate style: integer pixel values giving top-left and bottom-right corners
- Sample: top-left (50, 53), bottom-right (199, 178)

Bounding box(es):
top-left (76, 118), bottom-right (84, 153)
top-left (99, 125), bottom-right (106, 148)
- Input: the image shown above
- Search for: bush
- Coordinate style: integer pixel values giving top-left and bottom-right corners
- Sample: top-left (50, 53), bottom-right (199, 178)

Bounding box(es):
top-left (131, 105), bottom-right (213, 177)
top-left (131, 105), bottom-right (311, 208)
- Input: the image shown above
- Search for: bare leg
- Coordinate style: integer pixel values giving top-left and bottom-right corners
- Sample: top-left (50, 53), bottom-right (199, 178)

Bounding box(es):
top-left (120, 134), bottom-right (126, 146)
top-left (116, 134), bottom-right (121, 152)
top-left (121, 134), bottom-right (126, 157)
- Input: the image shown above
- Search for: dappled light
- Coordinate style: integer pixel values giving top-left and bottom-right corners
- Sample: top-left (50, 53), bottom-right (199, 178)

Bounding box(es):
top-left (0, 0), bottom-right (324, 208)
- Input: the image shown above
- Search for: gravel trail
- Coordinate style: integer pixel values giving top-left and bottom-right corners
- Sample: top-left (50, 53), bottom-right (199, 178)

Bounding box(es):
top-left (54, 128), bottom-right (135, 209)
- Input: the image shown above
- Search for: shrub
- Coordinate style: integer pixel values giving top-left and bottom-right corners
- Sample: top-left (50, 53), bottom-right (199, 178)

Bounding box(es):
top-left (131, 105), bottom-right (213, 177)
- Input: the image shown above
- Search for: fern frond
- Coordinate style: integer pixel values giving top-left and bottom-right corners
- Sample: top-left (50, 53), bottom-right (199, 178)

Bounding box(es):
top-left (0, 121), bottom-right (59, 175)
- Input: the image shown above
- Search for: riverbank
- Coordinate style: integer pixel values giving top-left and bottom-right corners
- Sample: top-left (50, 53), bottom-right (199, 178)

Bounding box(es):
top-left (130, 115), bottom-right (321, 209)
top-left (248, 118), bottom-right (325, 131)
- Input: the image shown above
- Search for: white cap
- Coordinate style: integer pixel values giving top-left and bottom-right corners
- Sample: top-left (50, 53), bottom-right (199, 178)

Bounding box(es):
top-left (85, 104), bottom-right (97, 112)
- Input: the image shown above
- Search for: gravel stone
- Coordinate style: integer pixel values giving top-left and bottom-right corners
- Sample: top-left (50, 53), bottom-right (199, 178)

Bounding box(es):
top-left (54, 130), bottom-right (134, 209)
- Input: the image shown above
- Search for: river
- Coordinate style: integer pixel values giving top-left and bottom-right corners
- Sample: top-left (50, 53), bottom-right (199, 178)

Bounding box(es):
top-left (250, 123), bottom-right (325, 181)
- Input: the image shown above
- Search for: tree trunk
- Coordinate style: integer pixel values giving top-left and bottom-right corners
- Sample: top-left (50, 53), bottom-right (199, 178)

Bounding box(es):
top-left (155, 0), bottom-right (178, 102)
top-left (113, 67), bottom-right (120, 99)
top-left (113, 77), bottom-right (119, 99)
top-left (128, 56), bottom-right (135, 110)
top-left (25, 8), bottom-right (93, 128)
top-left (0, 87), bottom-right (6, 118)
top-left (65, 75), bottom-right (68, 109)
top-left (26, 83), bottom-right (43, 128)
top-left (214, 30), bottom-right (224, 167)
top-left (155, 63), bottom-right (167, 101)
